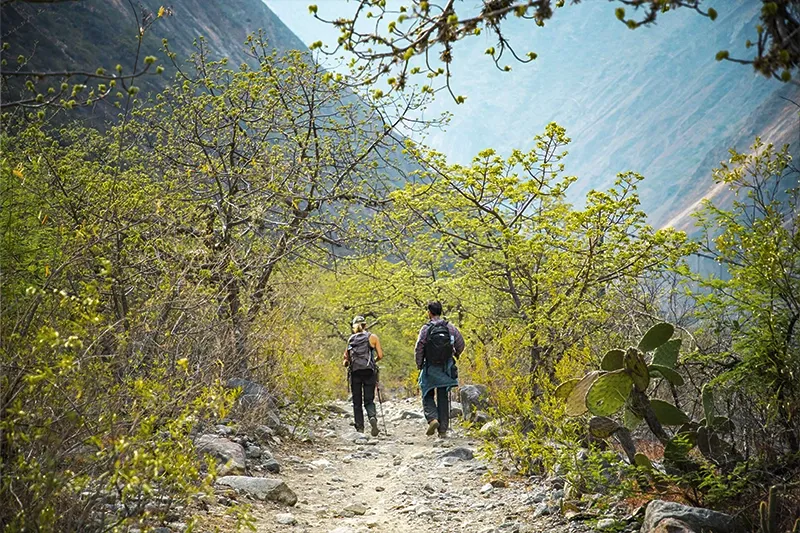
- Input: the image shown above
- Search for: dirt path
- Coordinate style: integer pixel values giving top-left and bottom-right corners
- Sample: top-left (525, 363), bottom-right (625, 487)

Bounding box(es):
top-left (240, 397), bottom-right (594, 533)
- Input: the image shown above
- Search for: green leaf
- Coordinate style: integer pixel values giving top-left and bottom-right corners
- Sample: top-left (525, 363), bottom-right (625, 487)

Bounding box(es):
top-left (652, 338), bottom-right (681, 368)
top-left (648, 364), bottom-right (684, 386)
top-left (664, 431), bottom-right (696, 463)
top-left (638, 323), bottom-right (674, 352)
top-left (650, 399), bottom-right (690, 426)
top-left (586, 370), bottom-right (632, 416)
top-left (565, 371), bottom-right (602, 417)
top-left (601, 349), bottom-right (625, 371)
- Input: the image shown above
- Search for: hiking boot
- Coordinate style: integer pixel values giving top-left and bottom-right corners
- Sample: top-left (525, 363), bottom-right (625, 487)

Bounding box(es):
top-left (369, 416), bottom-right (379, 437)
top-left (425, 419), bottom-right (440, 436)
top-left (355, 427), bottom-right (364, 433)
top-left (437, 431), bottom-right (447, 439)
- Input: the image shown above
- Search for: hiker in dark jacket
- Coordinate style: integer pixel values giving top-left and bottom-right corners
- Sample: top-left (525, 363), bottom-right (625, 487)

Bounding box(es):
top-left (415, 301), bottom-right (465, 437)
top-left (343, 316), bottom-right (384, 436)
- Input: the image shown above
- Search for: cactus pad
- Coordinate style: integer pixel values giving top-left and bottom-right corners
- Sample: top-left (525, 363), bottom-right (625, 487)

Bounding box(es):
top-left (650, 399), bottom-right (690, 426)
top-left (589, 416), bottom-right (621, 439)
top-left (565, 371), bottom-right (603, 417)
top-left (554, 378), bottom-right (580, 400)
top-left (601, 349), bottom-right (625, 371)
top-left (638, 322), bottom-right (674, 352)
top-left (652, 338), bottom-right (681, 368)
top-left (634, 453), bottom-right (653, 470)
top-left (624, 347), bottom-right (650, 391)
top-left (623, 406), bottom-right (642, 430)
top-left (648, 364), bottom-right (684, 386)
top-left (586, 369), bottom-right (633, 416)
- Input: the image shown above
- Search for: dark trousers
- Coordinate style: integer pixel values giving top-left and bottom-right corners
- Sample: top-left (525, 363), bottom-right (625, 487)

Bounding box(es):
top-left (350, 369), bottom-right (377, 431)
top-left (423, 387), bottom-right (449, 433)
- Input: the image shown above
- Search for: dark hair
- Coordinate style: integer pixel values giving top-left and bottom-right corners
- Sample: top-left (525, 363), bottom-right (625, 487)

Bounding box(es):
top-left (427, 301), bottom-right (443, 316)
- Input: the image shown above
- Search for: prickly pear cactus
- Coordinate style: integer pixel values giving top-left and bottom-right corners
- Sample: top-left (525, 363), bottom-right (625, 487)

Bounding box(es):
top-left (638, 322), bottom-right (675, 352)
top-left (565, 371), bottom-right (603, 416)
top-left (652, 338), bottom-right (681, 368)
top-left (624, 347), bottom-right (650, 391)
top-left (588, 416), bottom-right (621, 439)
top-left (600, 349), bottom-right (625, 371)
top-left (554, 378), bottom-right (580, 400)
top-left (649, 399), bottom-right (690, 426)
top-left (586, 369), bottom-right (633, 416)
top-left (648, 364), bottom-right (684, 386)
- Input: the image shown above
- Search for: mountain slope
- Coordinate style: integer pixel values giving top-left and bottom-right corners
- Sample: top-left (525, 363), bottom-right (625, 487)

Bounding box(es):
top-left (1, 0), bottom-right (307, 105)
top-left (415, 0), bottom-right (799, 228)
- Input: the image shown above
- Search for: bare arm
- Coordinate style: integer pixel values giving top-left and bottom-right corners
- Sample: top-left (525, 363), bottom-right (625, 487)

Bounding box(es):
top-left (370, 333), bottom-right (384, 361)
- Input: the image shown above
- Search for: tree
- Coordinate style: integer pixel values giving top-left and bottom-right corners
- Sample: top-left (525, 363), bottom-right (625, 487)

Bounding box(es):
top-left (130, 35), bottom-right (423, 375)
top-left (381, 123), bottom-right (692, 395)
top-left (691, 138), bottom-right (800, 454)
top-left (312, 0), bottom-right (800, 100)
top-left (0, 34), bottom-right (423, 530)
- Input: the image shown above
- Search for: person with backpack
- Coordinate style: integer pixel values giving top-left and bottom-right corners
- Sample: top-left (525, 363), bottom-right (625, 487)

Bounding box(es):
top-left (343, 315), bottom-right (384, 436)
top-left (415, 301), bottom-right (465, 438)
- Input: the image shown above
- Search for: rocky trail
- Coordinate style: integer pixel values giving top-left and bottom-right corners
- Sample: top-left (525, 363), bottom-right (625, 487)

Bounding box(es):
top-left (201, 397), bottom-right (607, 533)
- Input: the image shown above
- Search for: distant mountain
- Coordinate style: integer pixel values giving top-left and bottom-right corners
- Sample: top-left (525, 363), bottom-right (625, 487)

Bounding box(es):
top-left (1, 0), bottom-right (307, 108)
top-left (417, 0), bottom-right (799, 229)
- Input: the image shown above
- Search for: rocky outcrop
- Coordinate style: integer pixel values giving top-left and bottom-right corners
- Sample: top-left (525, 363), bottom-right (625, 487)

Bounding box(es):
top-left (642, 500), bottom-right (743, 533)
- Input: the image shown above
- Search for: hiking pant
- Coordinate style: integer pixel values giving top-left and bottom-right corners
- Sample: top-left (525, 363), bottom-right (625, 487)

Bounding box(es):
top-left (350, 368), bottom-right (377, 431)
top-left (423, 387), bottom-right (449, 433)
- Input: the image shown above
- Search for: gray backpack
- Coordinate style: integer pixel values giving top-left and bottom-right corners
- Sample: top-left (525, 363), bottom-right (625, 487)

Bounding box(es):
top-left (348, 331), bottom-right (375, 372)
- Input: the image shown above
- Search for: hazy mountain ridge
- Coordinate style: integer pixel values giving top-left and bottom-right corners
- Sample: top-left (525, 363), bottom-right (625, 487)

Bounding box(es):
top-left (420, 1), bottom-right (799, 228)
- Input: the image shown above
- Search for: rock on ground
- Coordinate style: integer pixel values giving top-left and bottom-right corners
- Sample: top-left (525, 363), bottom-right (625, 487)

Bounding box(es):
top-left (216, 476), bottom-right (298, 506)
top-left (194, 434), bottom-right (246, 475)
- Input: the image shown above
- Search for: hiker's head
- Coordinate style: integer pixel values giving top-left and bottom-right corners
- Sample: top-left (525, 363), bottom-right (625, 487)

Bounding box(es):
top-left (426, 301), bottom-right (443, 318)
top-left (352, 315), bottom-right (367, 333)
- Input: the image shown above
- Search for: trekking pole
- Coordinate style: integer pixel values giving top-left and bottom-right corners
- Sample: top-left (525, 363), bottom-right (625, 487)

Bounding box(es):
top-left (377, 384), bottom-right (389, 436)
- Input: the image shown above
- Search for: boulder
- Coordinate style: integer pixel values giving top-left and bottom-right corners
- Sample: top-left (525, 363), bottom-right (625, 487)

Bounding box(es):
top-left (652, 518), bottom-right (695, 532)
top-left (642, 500), bottom-right (743, 533)
top-left (216, 476), bottom-right (297, 506)
top-left (459, 384), bottom-right (489, 421)
top-left (225, 378), bottom-right (275, 409)
top-left (440, 447), bottom-right (475, 461)
top-left (263, 458), bottom-right (281, 474)
top-left (195, 434), bottom-right (246, 475)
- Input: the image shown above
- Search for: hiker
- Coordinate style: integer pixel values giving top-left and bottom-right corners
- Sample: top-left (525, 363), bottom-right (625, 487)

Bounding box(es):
top-left (343, 315), bottom-right (384, 436)
top-left (415, 301), bottom-right (465, 437)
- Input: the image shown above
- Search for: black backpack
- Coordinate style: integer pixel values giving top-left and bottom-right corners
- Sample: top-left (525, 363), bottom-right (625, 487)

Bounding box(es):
top-left (348, 331), bottom-right (376, 372)
top-left (424, 321), bottom-right (453, 367)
